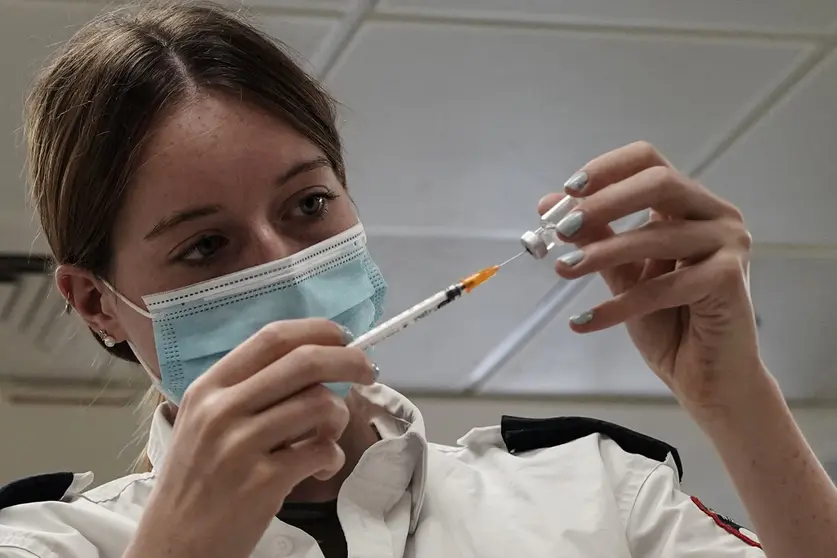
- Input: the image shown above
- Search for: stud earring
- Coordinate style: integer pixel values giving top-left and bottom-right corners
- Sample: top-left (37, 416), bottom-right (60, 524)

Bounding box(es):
top-left (98, 329), bottom-right (117, 348)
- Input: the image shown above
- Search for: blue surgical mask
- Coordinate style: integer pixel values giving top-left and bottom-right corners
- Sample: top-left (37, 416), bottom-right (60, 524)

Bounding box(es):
top-left (106, 224), bottom-right (386, 404)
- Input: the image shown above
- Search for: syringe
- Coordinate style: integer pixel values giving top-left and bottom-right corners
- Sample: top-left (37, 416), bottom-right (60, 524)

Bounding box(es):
top-left (347, 195), bottom-right (580, 352)
top-left (348, 252), bottom-right (524, 351)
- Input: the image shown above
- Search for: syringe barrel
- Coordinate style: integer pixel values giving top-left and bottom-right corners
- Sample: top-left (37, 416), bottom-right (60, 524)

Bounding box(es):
top-left (348, 287), bottom-right (455, 350)
top-left (520, 196), bottom-right (580, 259)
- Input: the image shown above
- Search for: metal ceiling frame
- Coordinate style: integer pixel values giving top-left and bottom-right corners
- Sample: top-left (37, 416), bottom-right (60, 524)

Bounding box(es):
top-left (313, 0), bottom-right (380, 80)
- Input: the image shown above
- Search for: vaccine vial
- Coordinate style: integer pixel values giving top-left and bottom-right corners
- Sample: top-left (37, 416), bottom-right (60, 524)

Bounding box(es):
top-left (519, 196), bottom-right (580, 259)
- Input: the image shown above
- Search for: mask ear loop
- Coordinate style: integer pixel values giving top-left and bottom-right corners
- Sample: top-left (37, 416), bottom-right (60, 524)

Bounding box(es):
top-left (99, 280), bottom-right (173, 401)
top-left (100, 279), bottom-right (153, 319)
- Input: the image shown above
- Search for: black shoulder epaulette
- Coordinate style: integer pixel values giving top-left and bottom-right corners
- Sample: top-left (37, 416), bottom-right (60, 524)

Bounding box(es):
top-left (0, 472), bottom-right (75, 511)
top-left (501, 415), bottom-right (683, 481)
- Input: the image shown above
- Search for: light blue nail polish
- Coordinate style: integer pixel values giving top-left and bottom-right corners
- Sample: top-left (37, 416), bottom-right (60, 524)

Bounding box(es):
top-left (371, 363), bottom-right (381, 381)
top-left (564, 171), bottom-right (588, 192)
top-left (570, 311), bottom-right (594, 326)
top-left (558, 249), bottom-right (585, 267)
top-left (556, 211), bottom-right (584, 237)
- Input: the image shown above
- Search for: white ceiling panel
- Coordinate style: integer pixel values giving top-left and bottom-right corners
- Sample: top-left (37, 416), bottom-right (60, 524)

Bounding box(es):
top-left (378, 0), bottom-right (837, 34)
top-left (479, 275), bottom-right (666, 397)
top-left (329, 22), bottom-right (808, 235)
top-left (366, 234), bottom-right (560, 389)
top-left (256, 14), bottom-right (339, 71)
top-left (482, 255), bottom-right (837, 401)
top-left (2, 1), bottom-right (834, 399)
top-left (0, 3), bottom-right (337, 251)
top-left (700, 50), bottom-right (837, 246)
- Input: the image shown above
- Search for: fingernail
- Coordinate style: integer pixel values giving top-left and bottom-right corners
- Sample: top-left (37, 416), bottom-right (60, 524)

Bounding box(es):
top-left (570, 311), bottom-right (594, 326)
top-left (558, 249), bottom-right (585, 267)
top-left (371, 363), bottom-right (380, 381)
top-left (556, 211), bottom-right (584, 237)
top-left (339, 325), bottom-right (354, 345)
top-left (564, 171), bottom-right (588, 192)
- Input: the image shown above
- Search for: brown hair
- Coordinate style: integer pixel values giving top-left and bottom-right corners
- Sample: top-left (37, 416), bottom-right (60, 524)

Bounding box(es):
top-left (25, 1), bottom-right (345, 471)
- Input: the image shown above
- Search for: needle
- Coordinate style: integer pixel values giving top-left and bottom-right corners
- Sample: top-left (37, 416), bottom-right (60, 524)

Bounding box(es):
top-left (498, 251), bottom-right (526, 268)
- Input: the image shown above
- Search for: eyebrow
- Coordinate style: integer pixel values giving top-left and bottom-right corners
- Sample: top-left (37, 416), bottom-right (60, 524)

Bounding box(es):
top-left (276, 156), bottom-right (332, 187)
top-left (144, 205), bottom-right (222, 240)
top-left (143, 157), bottom-right (332, 241)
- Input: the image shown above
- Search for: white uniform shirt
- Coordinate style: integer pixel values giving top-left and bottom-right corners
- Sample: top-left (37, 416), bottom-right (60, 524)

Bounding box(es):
top-left (0, 385), bottom-right (765, 558)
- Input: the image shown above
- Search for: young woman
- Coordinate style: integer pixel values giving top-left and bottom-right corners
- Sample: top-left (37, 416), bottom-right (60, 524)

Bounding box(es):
top-left (1, 3), bottom-right (834, 558)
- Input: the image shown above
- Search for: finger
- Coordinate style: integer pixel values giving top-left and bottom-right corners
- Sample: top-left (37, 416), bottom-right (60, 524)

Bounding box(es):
top-left (637, 210), bottom-right (677, 281)
top-left (236, 344), bottom-right (375, 412)
top-left (537, 193), bottom-right (616, 245)
top-left (556, 169), bottom-right (737, 248)
top-left (539, 193), bottom-right (645, 293)
top-left (568, 265), bottom-right (703, 333)
top-left (200, 318), bottom-right (352, 388)
top-left (562, 141), bottom-right (673, 198)
top-left (566, 227), bottom-right (646, 295)
top-left (271, 437), bottom-right (346, 485)
top-left (537, 192), bottom-right (568, 216)
top-left (555, 220), bottom-right (733, 281)
top-left (567, 251), bottom-right (748, 333)
top-left (244, 384), bottom-right (349, 452)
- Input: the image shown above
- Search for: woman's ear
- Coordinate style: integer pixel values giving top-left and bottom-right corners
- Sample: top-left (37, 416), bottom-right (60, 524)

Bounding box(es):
top-left (55, 264), bottom-right (127, 342)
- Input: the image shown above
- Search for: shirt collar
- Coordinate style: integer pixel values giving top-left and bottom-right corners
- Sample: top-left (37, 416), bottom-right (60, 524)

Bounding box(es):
top-left (147, 384), bottom-right (428, 532)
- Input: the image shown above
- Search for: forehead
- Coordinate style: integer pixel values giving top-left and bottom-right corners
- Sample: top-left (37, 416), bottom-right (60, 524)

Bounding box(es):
top-left (128, 92), bottom-right (324, 209)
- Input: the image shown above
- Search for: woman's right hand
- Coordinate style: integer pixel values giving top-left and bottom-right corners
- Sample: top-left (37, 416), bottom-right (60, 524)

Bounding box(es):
top-left (125, 318), bottom-right (376, 558)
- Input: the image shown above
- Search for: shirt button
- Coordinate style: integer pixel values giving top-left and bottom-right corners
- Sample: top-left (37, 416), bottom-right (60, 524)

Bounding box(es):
top-left (274, 536), bottom-right (294, 556)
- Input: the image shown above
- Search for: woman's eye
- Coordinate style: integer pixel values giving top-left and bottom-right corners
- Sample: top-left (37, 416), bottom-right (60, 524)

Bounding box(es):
top-left (289, 190), bottom-right (338, 221)
top-left (180, 235), bottom-right (228, 262)
top-left (299, 195), bottom-right (325, 216)
top-left (297, 193), bottom-right (329, 217)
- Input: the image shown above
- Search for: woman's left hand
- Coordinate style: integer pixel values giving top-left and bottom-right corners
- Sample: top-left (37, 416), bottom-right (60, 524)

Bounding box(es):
top-left (539, 141), bottom-right (766, 418)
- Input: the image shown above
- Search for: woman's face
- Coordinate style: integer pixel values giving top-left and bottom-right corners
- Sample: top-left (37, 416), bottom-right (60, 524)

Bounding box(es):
top-left (78, 92), bottom-right (357, 373)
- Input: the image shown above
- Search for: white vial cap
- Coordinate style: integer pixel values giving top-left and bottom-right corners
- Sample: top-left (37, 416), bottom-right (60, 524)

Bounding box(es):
top-left (520, 229), bottom-right (549, 259)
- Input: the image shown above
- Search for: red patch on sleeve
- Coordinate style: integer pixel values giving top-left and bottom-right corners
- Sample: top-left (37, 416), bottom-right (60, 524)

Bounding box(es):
top-left (691, 496), bottom-right (762, 549)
